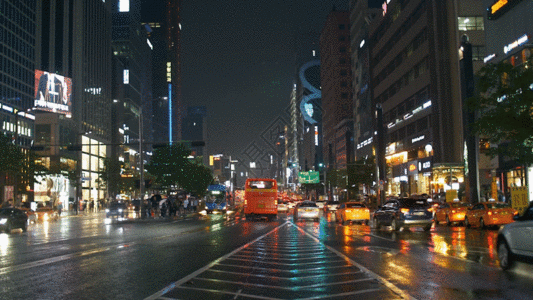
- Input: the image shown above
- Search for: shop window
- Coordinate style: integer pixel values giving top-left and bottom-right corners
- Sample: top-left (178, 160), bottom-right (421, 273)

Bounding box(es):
top-left (458, 16), bottom-right (484, 31)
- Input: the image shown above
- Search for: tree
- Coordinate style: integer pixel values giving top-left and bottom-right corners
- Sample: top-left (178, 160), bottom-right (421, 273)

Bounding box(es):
top-left (145, 143), bottom-right (213, 195)
top-left (97, 157), bottom-right (123, 200)
top-left (465, 57), bottom-right (533, 165)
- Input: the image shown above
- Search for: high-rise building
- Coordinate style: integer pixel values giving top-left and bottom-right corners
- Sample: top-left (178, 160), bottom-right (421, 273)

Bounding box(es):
top-left (369, 0), bottom-right (485, 197)
top-left (111, 0), bottom-right (153, 198)
top-left (182, 105), bottom-right (207, 164)
top-left (349, 0), bottom-right (382, 160)
top-left (0, 0), bottom-right (36, 204)
top-left (141, 0), bottom-right (182, 145)
top-left (35, 0), bottom-right (113, 204)
top-left (482, 0), bottom-right (533, 199)
top-left (320, 9), bottom-right (353, 171)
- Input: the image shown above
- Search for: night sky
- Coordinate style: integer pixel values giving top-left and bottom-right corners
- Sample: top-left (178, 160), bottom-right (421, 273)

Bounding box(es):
top-left (180, 0), bottom-right (349, 158)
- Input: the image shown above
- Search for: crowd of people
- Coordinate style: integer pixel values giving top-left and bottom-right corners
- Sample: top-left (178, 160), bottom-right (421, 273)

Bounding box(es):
top-left (143, 194), bottom-right (200, 218)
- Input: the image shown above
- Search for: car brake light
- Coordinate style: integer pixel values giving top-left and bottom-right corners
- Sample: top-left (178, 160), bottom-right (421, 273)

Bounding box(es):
top-left (275, 200), bottom-right (278, 205)
top-left (400, 208), bottom-right (409, 214)
top-left (488, 211), bottom-right (492, 216)
top-left (451, 210), bottom-right (456, 214)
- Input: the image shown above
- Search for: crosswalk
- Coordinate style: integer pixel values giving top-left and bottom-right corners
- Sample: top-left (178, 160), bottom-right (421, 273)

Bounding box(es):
top-left (145, 222), bottom-right (409, 300)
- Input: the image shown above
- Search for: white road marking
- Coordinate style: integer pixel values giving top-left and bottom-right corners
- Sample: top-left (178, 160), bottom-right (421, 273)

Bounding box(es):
top-left (144, 222), bottom-right (290, 300)
top-left (297, 225), bottom-right (417, 300)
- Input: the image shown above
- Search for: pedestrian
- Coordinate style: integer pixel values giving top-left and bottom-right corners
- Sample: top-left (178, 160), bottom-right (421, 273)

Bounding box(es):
top-left (57, 202), bottom-right (63, 216)
top-left (193, 198), bottom-right (199, 212)
top-left (183, 198), bottom-right (189, 213)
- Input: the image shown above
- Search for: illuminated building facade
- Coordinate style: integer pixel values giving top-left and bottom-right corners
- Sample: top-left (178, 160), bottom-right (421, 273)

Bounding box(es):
top-left (0, 0), bottom-right (36, 204)
top-left (35, 0), bottom-right (113, 205)
top-left (369, 0), bottom-right (485, 197)
top-left (482, 0), bottom-right (533, 200)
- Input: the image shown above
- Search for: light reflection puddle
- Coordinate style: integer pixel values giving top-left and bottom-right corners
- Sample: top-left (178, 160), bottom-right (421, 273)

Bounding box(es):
top-left (355, 246), bottom-right (399, 256)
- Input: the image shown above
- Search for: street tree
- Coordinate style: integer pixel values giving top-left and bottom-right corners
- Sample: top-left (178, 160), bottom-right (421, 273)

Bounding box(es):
top-left (465, 57), bottom-right (533, 165)
top-left (145, 143), bottom-right (213, 195)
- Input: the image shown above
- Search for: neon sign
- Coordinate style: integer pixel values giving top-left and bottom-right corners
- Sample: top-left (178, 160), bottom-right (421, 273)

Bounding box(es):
top-left (487, 0), bottom-right (524, 20)
top-left (503, 34), bottom-right (528, 54)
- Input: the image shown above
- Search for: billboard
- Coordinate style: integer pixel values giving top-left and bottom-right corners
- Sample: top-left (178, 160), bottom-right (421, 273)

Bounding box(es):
top-left (298, 171), bottom-right (320, 184)
top-left (34, 70), bottom-right (72, 117)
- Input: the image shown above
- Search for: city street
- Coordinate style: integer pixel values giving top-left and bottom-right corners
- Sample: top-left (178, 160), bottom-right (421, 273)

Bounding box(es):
top-left (1, 210), bottom-right (532, 300)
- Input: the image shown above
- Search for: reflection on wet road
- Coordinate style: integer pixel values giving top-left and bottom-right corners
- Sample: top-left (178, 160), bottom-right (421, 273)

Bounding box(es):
top-left (147, 221), bottom-right (405, 300)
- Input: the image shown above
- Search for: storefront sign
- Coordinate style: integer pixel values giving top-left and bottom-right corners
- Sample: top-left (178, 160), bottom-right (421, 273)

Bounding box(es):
top-left (488, 0), bottom-right (524, 20)
top-left (510, 186), bottom-right (529, 214)
top-left (412, 135), bottom-right (425, 144)
top-left (503, 34), bottom-right (529, 54)
top-left (418, 157), bottom-right (432, 172)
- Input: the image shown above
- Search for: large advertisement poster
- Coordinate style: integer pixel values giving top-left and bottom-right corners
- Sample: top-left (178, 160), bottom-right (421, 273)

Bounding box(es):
top-left (34, 70), bottom-right (72, 117)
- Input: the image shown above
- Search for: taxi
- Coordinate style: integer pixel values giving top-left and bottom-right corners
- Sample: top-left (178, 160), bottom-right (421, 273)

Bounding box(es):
top-left (465, 201), bottom-right (518, 229)
top-left (277, 201), bottom-right (289, 213)
top-left (35, 207), bottom-right (59, 222)
top-left (434, 201), bottom-right (471, 226)
top-left (335, 202), bottom-right (370, 225)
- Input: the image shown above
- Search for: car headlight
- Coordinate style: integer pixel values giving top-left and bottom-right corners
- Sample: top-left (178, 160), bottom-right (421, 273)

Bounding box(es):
top-left (0, 218), bottom-right (7, 225)
top-left (105, 209), bottom-right (110, 213)
top-left (118, 209), bottom-right (123, 213)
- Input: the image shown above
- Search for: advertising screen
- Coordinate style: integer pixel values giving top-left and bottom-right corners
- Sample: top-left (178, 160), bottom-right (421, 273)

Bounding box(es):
top-left (34, 70), bottom-right (72, 117)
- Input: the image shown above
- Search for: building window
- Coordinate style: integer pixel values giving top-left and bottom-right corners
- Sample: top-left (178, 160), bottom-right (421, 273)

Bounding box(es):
top-left (339, 35), bottom-right (346, 41)
top-left (472, 46), bottom-right (485, 61)
top-left (340, 81), bottom-right (348, 87)
top-left (341, 93), bottom-right (348, 99)
top-left (339, 58), bottom-right (347, 64)
top-left (458, 17), bottom-right (484, 31)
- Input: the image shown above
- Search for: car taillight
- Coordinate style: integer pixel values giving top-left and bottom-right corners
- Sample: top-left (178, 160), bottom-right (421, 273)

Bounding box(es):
top-left (488, 211), bottom-right (492, 216)
top-left (400, 208), bottom-right (410, 214)
top-left (244, 200), bottom-right (247, 205)
top-left (275, 200), bottom-right (278, 205)
top-left (451, 210), bottom-right (456, 214)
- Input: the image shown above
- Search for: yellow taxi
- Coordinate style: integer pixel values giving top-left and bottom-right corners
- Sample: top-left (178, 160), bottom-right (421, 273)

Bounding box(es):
top-left (335, 202), bottom-right (370, 225)
top-left (434, 202), bottom-right (471, 226)
top-left (465, 202), bottom-right (518, 229)
top-left (35, 207), bottom-right (59, 222)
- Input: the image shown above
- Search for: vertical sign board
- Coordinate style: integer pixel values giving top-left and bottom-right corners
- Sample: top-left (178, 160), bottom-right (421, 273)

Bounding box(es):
top-left (510, 186), bottom-right (529, 214)
top-left (491, 177), bottom-right (498, 200)
top-left (3, 186), bottom-right (14, 203)
top-left (445, 189), bottom-right (458, 203)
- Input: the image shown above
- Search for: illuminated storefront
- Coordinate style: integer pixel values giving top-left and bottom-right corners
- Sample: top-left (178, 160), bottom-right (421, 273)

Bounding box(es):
top-left (81, 136), bottom-right (107, 203)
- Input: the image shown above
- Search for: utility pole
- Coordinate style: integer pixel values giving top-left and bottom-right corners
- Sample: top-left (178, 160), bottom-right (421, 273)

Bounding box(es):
top-left (139, 106), bottom-right (145, 203)
top-left (375, 104), bottom-right (386, 207)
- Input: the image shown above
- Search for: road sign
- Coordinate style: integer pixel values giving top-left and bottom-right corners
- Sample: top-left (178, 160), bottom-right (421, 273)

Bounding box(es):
top-left (298, 171), bottom-right (319, 184)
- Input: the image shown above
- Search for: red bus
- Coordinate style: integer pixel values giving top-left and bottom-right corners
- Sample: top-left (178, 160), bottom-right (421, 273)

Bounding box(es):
top-left (244, 178), bottom-right (278, 221)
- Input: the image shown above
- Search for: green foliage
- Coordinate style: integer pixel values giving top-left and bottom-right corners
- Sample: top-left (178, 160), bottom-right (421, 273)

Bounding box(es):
top-left (97, 158), bottom-right (123, 196)
top-left (145, 143), bottom-right (213, 196)
top-left (465, 57), bottom-right (533, 164)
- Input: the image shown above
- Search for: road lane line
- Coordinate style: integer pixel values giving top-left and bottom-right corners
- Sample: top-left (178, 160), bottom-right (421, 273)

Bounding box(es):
top-left (205, 268), bottom-right (363, 279)
top-left (296, 225), bottom-right (417, 300)
top-left (144, 221), bottom-right (290, 300)
top-left (190, 276), bottom-right (374, 290)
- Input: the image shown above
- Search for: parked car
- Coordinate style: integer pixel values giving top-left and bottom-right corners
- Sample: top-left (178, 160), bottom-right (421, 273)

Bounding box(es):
top-left (106, 202), bottom-right (128, 218)
top-left (323, 200), bottom-right (340, 213)
top-left (434, 202), bottom-right (471, 226)
top-left (335, 202), bottom-right (370, 225)
top-left (294, 201), bottom-right (320, 222)
top-left (464, 202), bottom-right (517, 229)
top-left (373, 198), bottom-right (433, 231)
top-left (0, 208), bottom-right (28, 233)
top-left (35, 207), bottom-right (59, 222)
top-left (497, 203), bottom-right (533, 270)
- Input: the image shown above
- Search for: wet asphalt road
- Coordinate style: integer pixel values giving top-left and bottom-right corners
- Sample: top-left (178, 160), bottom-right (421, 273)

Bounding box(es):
top-left (1, 210), bottom-right (533, 300)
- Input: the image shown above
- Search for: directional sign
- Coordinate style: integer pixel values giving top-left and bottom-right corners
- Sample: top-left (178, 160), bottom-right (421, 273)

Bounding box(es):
top-left (298, 171), bottom-right (319, 184)
top-left (510, 186), bottom-right (529, 215)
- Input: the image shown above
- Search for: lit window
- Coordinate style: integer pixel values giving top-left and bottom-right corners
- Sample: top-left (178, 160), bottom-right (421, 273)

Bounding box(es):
top-left (458, 17), bottom-right (484, 31)
top-left (119, 0), bottom-right (130, 12)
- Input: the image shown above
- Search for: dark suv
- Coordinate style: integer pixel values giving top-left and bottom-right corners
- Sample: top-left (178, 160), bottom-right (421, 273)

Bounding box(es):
top-left (373, 198), bottom-right (433, 231)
